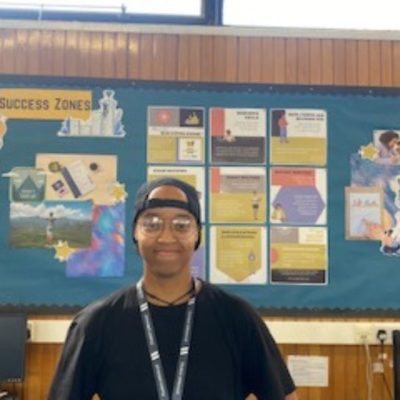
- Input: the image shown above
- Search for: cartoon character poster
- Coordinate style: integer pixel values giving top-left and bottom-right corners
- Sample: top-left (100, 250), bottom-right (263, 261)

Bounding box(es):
top-left (349, 129), bottom-right (400, 256)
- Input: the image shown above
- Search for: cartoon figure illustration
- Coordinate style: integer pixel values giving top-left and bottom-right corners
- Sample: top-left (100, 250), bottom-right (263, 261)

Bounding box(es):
top-left (251, 191), bottom-right (261, 220)
top-left (375, 130), bottom-right (400, 165)
top-left (363, 217), bottom-right (400, 256)
top-left (46, 211), bottom-right (57, 244)
top-left (271, 203), bottom-right (287, 223)
top-left (277, 111), bottom-right (289, 143)
top-left (223, 129), bottom-right (236, 143)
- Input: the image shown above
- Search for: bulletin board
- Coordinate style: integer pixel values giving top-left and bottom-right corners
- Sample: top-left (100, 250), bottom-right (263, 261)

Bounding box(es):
top-left (1, 75), bottom-right (400, 314)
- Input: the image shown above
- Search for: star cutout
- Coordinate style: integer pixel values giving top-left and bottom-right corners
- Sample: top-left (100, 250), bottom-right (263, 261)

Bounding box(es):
top-left (359, 143), bottom-right (378, 161)
top-left (111, 182), bottom-right (127, 203)
top-left (54, 241), bottom-right (75, 262)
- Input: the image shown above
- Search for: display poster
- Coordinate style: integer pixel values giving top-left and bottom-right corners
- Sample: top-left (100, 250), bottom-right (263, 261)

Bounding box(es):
top-left (209, 108), bottom-right (266, 164)
top-left (345, 186), bottom-right (384, 240)
top-left (209, 166), bottom-right (266, 223)
top-left (270, 167), bottom-right (327, 225)
top-left (147, 106), bottom-right (205, 164)
top-left (270, 109), bottom-right (327, 166)
top-left (270, 226), bottom-right (328, 284)
top-left (147, 166), bottom-right (205, 222)
top-left (210, 225), bottom-right (267, 284)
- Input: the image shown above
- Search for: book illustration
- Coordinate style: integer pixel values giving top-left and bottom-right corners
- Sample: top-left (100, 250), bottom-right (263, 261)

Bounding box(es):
top-left (61, 160), bottom-right (95, 198)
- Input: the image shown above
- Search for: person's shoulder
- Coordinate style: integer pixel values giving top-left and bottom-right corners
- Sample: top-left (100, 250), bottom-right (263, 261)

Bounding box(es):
top-left (73, 284), bottom-right (137, 329)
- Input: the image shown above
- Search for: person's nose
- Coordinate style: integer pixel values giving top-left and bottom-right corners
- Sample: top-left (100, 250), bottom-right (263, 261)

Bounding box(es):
top-left (157, 222), bottom-right (176, 242)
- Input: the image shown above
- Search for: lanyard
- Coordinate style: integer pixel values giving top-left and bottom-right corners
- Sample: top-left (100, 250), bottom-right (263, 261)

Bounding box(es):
top-left (136, 280), bottom-right (196, 400)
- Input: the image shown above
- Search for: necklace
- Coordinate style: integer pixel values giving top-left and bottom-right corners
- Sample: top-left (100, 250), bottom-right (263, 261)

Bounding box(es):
top-left (143, 279), bottom-right (196, 306)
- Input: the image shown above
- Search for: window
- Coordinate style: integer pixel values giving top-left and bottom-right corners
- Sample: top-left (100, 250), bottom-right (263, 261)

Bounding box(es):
top-left (0, 0), bottom-right (207, 23)
top-left (223, 0), bottom-right (400, 31)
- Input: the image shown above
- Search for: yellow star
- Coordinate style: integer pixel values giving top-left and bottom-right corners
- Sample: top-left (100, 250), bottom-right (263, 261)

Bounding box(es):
top-left (359, 143), bottom-right (378, 161)
top-left (111, 182), bottom-right (127, 203)
top-left (54, 241), bottom-right (75, 262)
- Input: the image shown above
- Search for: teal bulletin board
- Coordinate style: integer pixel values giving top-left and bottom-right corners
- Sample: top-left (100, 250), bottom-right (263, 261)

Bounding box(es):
top-left (1, 76), bottom-right (400, 314)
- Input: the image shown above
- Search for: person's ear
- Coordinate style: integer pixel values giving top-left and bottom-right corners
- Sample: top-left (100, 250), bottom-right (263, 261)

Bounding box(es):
top-left (133, 225), bottom-right (139, 243)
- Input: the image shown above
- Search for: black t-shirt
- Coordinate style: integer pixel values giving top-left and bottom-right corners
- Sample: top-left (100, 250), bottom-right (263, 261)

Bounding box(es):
top-left (48, 282), bottom-right (295, 400)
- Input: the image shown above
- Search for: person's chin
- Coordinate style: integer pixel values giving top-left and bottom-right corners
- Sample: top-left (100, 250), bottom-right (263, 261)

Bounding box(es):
top-left (153, 264), bottom-right (184, 278)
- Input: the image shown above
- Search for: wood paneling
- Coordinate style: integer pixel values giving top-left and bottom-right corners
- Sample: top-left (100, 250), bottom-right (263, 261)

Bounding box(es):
top-left (2, 26), bottom-right (400, 399)
top-left (0, 341), bottom-right (394, 400)
top-left (1, 28), bottom-right (399, 87)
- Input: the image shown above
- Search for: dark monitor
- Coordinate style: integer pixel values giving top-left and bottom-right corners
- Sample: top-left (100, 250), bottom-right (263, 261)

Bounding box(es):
top-left (393, 330), bottom-right (400, 400)
top-left (0, 313), bottom-right (27, 383)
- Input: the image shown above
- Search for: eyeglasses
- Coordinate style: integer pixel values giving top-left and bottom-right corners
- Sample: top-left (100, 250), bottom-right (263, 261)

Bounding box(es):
top-left (138, 214), bottom-right (197, 238)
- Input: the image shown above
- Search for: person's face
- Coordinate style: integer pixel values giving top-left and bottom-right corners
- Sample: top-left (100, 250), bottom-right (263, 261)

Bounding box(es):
top-left (389, 137), bottom-right (399, 149)
top-left (134, 185), bottom-right (199, 279)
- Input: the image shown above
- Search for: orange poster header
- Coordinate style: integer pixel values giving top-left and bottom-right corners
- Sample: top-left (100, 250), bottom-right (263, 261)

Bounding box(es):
top-left (271, 168), bottom-right (315, 186)
top-left (0, 89), bottom-right (92, 120)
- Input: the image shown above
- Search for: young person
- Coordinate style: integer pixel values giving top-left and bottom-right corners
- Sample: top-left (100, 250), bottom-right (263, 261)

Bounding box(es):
top-left (48, 177), bottom-right (297, 400)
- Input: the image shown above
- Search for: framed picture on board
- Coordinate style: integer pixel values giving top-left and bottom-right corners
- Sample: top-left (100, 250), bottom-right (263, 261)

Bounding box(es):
top-left (345, 186), bottom-right (384, 240)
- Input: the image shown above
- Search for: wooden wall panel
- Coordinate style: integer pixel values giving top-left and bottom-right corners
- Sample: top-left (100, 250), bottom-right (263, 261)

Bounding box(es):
top-left (102, 32), bottom-right (116, 79)
top-left (1, 30), bottom-right (16, 74)
top-left (15, 30), bottom-right (28, 75)
top-left (249, 37), bottom-right (262, 83)
top-left (163, 34), bottom-right (178, 80)
top-left (139, 34), bottom-right (153, 80)
top-left (297, 39), bottom-right (310, 85)
top-left (309, 39), bottom-right (322, 84)
top-left (369, 40), bottom-right (382, 86)
top-left (77, 31), bottom-right (90, 77)
top-left (285, 38), bottom-right (297, 84)
top-left (177, 35), bottom-right (190, 80)
top-left (64, 30), bottom-right (78, 77)
top-left (52, 30), bottom-right (65, 76)
top-left (199, 36), bottom-right (214, 82)
top-left (127, 33), bottom-right (140, 79)
top-left (321, 39), bottom-right (334, 84)
top-left (2, 26), bottom-right (400, 399)
top-left (273, 38), bottom-right (286, 84)
top-left (40, 31), bottom-right (54, 77)
top-left (357, 40), bottom-right (370, 86)
top-left (381, 41), bottom-right (393, 87)
top-left (225, 36), bottom-right (238, 82)
top-left (212, 36), bottom-right (227, 82)
top-left (238, 36), bottom-right (250, 82)
top-left (333, 39), bottom-right (346, 85)
top-left (114, 32), bottom-right (128, 79)
top-left (261, 38), bottom-right (274, 83)
top-left (345, 40), bottom-right (358, 86)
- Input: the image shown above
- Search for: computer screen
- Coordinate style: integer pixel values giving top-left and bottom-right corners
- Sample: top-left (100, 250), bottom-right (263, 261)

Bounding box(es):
top-left (0, 313), bottom-right (27, 383)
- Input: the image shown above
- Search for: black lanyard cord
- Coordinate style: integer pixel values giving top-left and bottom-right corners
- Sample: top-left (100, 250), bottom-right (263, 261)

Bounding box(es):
top-left (137, 279), bottom-right (197, 400)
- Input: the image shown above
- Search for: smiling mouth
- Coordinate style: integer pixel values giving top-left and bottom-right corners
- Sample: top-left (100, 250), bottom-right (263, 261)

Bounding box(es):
top-left (155, 249), bottom-right (180, 255)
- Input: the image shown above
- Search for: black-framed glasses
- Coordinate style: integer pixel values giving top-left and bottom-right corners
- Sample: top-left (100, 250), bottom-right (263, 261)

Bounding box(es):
top-left (138, 214), bottom-right (197, 238)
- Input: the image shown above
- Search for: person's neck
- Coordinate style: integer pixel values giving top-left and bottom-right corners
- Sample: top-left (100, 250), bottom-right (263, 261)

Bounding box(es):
top-left (142, 271), bottom-right (195, 306)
